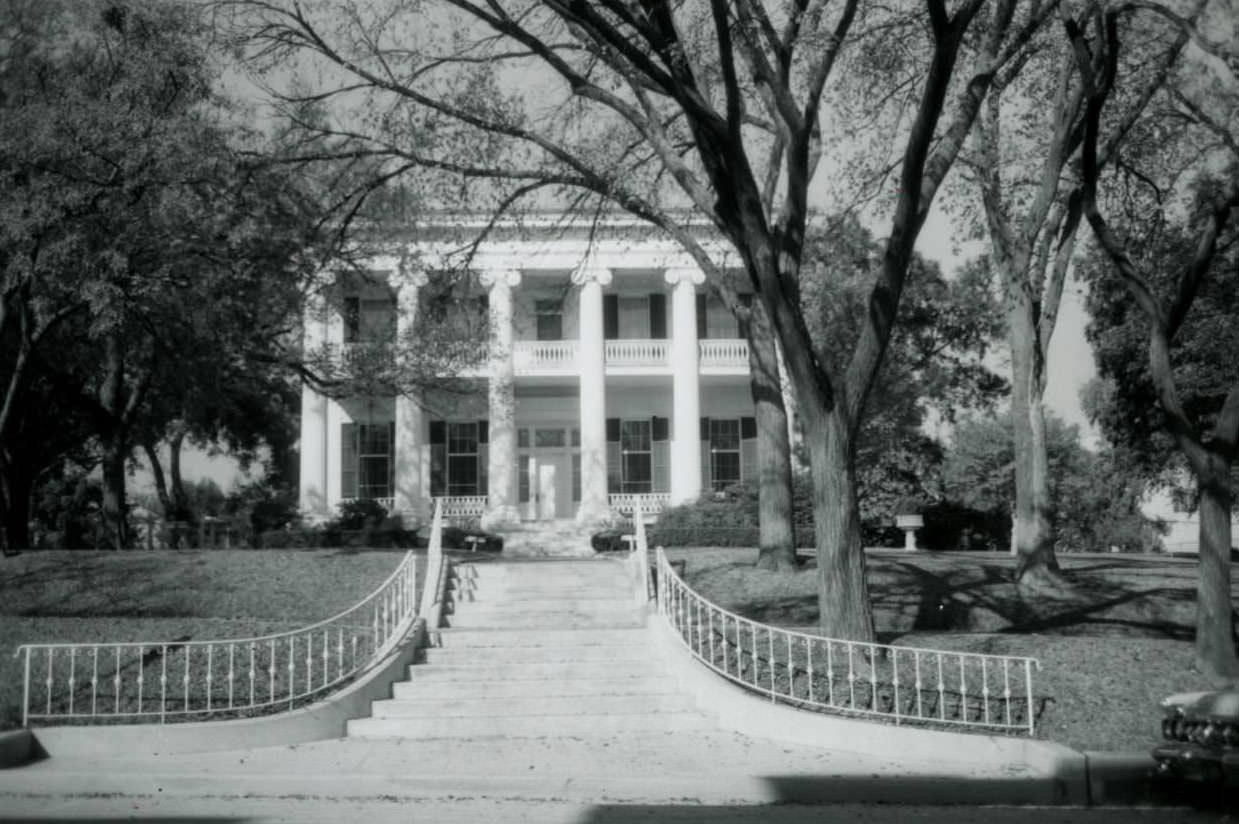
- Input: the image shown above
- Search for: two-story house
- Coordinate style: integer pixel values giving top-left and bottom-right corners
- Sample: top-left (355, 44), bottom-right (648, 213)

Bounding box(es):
top-left (298, 217), bottom-right (761, 529)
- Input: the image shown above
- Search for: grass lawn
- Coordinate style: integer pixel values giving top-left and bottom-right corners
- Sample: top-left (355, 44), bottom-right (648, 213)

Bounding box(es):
top-left (665, 547), bottom-right (1232, 753)
top-left (0, 548), bottom-right (418, 730)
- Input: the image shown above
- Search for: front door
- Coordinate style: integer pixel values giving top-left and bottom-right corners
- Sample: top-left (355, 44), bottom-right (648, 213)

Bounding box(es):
top-left (537, 456), bottom-right (561, 520)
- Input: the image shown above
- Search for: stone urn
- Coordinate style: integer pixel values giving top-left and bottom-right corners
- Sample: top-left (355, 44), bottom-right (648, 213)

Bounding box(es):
top-left (894, 505), bottom-right (924, 552)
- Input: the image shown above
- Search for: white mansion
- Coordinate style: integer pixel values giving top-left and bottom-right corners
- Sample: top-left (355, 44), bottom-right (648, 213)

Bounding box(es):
top-left (298, 218), bottom-right (762, 529)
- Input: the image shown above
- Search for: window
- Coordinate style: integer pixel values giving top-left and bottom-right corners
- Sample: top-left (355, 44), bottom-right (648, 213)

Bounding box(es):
top-left (621, 419), bottom-right (652, 493)
top-left (535, 299), bottom-right (563, 341)
top-left (343, 296), bottom-right (396, 343)
top-left (447, 422), bottom-right (479, 495)
top-left (535, 427), bottom-right (566, 448)
top-left (357, 423), bottom-right (393, 499)
top-left (617, 296), bottom-right (650, 338)
top-left (709, 419), bottom-right (741, 490)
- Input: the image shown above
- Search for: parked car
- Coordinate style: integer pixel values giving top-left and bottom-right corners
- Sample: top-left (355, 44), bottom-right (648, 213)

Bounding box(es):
top-left (1154, 689), bottom-right (1239, 790)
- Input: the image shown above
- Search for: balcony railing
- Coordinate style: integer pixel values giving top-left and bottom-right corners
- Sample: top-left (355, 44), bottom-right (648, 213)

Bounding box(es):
top-left (605, 339), bottom-right (670, 368)
top-left (513, 340), bottom-right (578, 372)
top-left (699, 339), bottom-right (749, 368)
top-left (609, 492), bottom-right (672, 518)
top-left (508, 338), bottom-right (748, 374)
top-left (433, 495), bottom-right (488, 520)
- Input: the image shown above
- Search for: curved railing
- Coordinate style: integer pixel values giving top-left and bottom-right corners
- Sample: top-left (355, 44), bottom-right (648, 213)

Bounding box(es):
top-left (653, 547), bottom-right (1040, 735)
top-left (14, 528), bottom-right (425, 727)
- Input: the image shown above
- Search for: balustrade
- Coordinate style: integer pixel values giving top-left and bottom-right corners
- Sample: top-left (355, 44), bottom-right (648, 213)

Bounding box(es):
top-left (609, 492), bottom-right (672, 517)
top-left (605, 339), bottom-right (670, 367)
top-left (698, 339), bottom-right (749, 368)
top-left (513, 340), bottom-right (578, 373)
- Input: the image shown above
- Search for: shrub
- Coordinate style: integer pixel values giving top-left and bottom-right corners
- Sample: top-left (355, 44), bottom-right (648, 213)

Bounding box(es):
top-left (591, 529), bottom-right (629, 553)
top-left (440, 527), bottom-right (503, 552)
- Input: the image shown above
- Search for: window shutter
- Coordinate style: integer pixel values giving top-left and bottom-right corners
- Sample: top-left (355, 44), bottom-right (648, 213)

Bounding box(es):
top-left (478, 420), bottom-right (488, 444)
top-left (477, 442), bottom-right (488, 498)
top-left (649, 293), bottom-right (667, 339)
top-left (652, 440), bottom-right (671, 494)
top-left (696, 294), bottom-right (707, 339)
top-left (342, 297), bottom-right (360, 343)
top-left (740, 416), bottom-right (757, 439)
top-left (429, 420), bottom-right (446, 497)
top-left (340, 423), bottom-right (358, 499)
top-left (387, 421), bottom-right (396, 497)
top-left (606, 418), bottom-right (621, 442)
top-left (606, 442), bottom-right (623, 493)
top-left (699, 417), bottom-right (711, 493)
top-left (740, 417), bottom-right (758, 485)
top-left (603, 294), bottom-right (619, 340)
top-left (651, 416), bottom-right (669, 442)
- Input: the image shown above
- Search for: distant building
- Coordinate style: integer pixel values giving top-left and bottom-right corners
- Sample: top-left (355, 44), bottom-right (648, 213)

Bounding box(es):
top-left (298, 216), bottom-right (761, 529)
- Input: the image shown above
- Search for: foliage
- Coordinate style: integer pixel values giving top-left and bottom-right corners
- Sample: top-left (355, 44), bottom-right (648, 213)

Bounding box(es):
top-left (940, 412), bottom-right (1164, 553)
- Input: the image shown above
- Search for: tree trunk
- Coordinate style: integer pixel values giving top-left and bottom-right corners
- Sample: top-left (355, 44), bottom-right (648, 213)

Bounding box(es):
top-left (143, 438), bottom-right (172, 516)
top-left (1195, 453), bottom-right (1238, 683)
top-left (1, 463), bottom-right (31, 552)
top-left (745, 303), bottom-right (797, 571)
top-left (808, 404), bottom-right (876, 642)
top-left (169, 430), bottom-right (189, 520)
top-left (100, 432), bottom-right (129, 550)
top-left (1008, 293), bottom-right (1063, 588)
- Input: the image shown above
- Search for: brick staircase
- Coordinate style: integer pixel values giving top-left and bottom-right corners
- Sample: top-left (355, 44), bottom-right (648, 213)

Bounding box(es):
top-left (346, 558), bottom-right (714, 739)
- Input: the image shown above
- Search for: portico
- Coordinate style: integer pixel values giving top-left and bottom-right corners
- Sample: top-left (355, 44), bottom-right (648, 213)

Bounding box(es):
top-left (298, 227), bottom-right (758, 528)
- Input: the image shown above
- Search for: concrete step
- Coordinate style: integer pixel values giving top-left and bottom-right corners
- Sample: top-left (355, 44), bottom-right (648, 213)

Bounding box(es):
top-left (406, 659), bottom-right (662, 680)
top-left (452, 562), bottom-right (626, 580)
top-left (446, 597), bottom-right (635, 613)
top-left (442, 613), bottom-right (645, 630)
top-left (434, 627), bottom-right (648, 647)
top-left (392, 674), bottom-right (679, 699)
top-left (371, 692), bottom-right (696, 718)
top-left (448, 588), bottom-right (628, 602)
top-left (422, 644), bottom-right (648, 664)
top-left (347, 709), bottom-right (712, 738)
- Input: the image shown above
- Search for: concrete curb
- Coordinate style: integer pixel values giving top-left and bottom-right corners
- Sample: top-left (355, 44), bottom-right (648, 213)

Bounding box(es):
top-left (29, 623), bottom-right (424, 759)
top-left (1082, 751), bottom-right (1174, 806)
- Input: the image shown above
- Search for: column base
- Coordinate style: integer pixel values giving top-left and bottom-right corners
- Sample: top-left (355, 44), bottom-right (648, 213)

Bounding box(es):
top-left (575, 502), bottom-right (616, 530)
top-left (481, 505), bottom-right (522, 533)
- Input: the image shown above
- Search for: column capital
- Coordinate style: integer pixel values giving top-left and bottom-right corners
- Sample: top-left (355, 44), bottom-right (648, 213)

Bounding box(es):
top-left (664, 267), bottom-right (706, 286)
top-left (479, 269), bottom-right (522, 289)
top-left (571, 266), bottom-right (613, 287)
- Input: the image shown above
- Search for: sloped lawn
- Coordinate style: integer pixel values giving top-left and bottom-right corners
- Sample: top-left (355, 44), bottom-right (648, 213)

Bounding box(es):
top-left (665, 547), bottom-right (1230, 752)
top-left (0, 548), bottom-right (416, 729)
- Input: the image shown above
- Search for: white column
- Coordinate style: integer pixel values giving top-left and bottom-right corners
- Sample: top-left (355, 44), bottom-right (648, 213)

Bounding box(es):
top-left (393, 270), bottom-right (429, 522)
top-left (666, 268), bottom-right (704, 504)
top-left (481, 269), bottom-right (522, 531)
top-left (298, 291), bottom-right (331, 521)
top-left (573, 266), bottom-right (612, 524)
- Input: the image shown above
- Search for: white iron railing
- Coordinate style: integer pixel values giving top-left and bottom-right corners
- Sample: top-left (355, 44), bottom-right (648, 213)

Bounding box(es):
top-left (14, 536), bottom-right (422, 727)
top-left (513, 340), bottom-right (578, 372)
top-left (653, 548), bottom-right (1040, 735)
top-left (433, 495), bottom-right (488, 520)
top-left (609, 492), bottom-right (672, 518)
top-left (418, 502), bottom-right (446, 623)
top-left (605, 339), bottom-right (669, 367)
top-left (698, 339), bottom-right (749, 368)
top-left (632, 499), bottom-right (653, 603)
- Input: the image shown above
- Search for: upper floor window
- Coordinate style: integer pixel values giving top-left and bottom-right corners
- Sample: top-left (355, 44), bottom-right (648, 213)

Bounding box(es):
top-left (343, 296), bottom-right (396, 344)
top-left (535, 299), bottom-right (563, 341)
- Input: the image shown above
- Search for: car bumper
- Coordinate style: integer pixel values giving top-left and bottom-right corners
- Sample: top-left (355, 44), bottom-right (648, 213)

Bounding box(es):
top-left (1153, 743), bottom-right (1239, 785)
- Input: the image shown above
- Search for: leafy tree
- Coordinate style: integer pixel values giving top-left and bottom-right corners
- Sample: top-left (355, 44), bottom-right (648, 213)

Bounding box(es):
top-left (940, 411), bottom-right (1157, 553)
top-left (1069, 0), bottom-right (1239, 679)
top-left (800, 217), bottom-right (1006, 532)
top-left (964, 7), bottom-right (1184, 586)
top-left (230, 0), bottom-right (1056, 642)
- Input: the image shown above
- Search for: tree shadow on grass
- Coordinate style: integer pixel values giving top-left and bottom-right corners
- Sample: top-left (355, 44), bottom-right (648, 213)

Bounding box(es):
top-left (875, 560), bottom-right (1198, 643)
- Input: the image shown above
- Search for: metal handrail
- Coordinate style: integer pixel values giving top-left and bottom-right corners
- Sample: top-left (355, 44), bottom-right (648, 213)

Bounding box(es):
top-left (653, 547), bottom-right (1040, 735)
top-left (13, 507), bottom-right (434, 727)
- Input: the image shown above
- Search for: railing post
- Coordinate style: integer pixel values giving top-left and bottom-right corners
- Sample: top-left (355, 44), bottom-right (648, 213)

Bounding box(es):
top-left (20, 647), bottom-right (30, 728)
